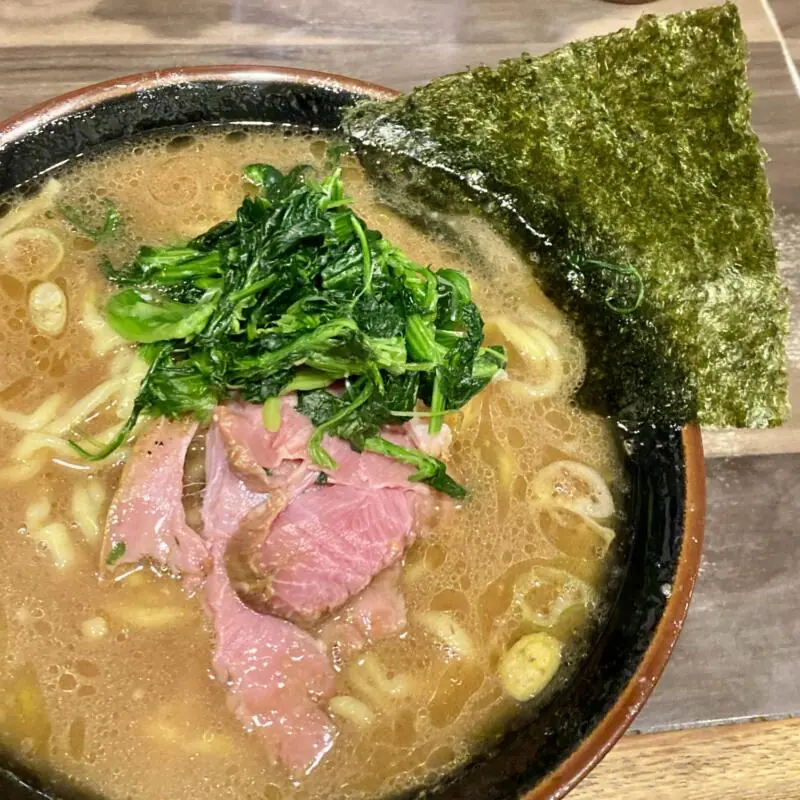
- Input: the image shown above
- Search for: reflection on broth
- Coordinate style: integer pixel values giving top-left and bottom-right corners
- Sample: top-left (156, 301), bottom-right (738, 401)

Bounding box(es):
top-left (0, 129), bottom-right (623, 800)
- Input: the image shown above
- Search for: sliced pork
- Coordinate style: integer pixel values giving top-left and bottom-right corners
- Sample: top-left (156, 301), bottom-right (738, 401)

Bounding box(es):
top-left (102, 417), bottom-right (208, 576)
top-left (244, 483), bottom-right (417, 625)
top-left (215, 398), bottom-right (422, 491)
top-left (101, 400), bottom-right (450, 776)
top-left (202, 422), bottom-right (271, 536)
top-left (222, 400), bottom-right (446, 624)
top-left (318, 566), bottom-right (407, 669)
top-left (203, 424), bottom-right (338, 775)
top-left (215, 400), bottom-right (313, 493)
top-left (205, 558), bottom-right (337, 775)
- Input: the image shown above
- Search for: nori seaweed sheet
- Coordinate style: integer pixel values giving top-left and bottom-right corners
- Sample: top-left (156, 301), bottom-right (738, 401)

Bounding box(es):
top-left (344, 2), bottom-right (788, 428)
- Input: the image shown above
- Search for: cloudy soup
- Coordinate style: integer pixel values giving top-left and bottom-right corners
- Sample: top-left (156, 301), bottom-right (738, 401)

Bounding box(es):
top-left (0, 129), bottom-right (623, 799)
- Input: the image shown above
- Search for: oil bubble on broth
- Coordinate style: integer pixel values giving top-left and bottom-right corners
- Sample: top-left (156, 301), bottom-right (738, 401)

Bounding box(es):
top-left (0, 128), bottom-right (624, 800)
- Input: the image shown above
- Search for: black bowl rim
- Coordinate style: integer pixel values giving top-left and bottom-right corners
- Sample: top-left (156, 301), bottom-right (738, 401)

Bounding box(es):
top-left (0, 65), bottom-right (397, 147)
top-left (0, 65), bottom-right (706, 800)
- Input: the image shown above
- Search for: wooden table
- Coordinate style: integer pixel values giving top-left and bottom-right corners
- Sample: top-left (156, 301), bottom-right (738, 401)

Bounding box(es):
top-left (2, 0), bottom-right (799, 796)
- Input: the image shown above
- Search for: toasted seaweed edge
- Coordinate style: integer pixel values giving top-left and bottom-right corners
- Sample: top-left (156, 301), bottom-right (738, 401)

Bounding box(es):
top-left (344, 2), bottom-right (789, 428)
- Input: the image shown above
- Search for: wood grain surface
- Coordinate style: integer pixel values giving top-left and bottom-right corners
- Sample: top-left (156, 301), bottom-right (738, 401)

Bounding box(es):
top-left (1, 0), bottom-right (799, 798)
top-left (771, 0), bottom-right (800, 71)
top-left (572, 717), bottom-right (800, 799)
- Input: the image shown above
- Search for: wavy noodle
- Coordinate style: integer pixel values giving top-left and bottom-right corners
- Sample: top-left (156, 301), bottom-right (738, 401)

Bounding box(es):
top-left (43, 377), bottom-right (124, 436)
top-left (0, 346), bottom-right (137, 482)
top-left (458, 394), bottom-right (484, 432)
top-left (328, 695), bottom-right (376, 728)
top-left (0, 394), bottom-right (63, 432)
top-left (110, 349), bottom-right (136, 375)
top-left (346, 653), bottom-right (412, 711)
top-left (414, 611), bottom-right (477, 661)
top-left (81, 291), bottom-right (126, 356)
top-left (103, 579), bottom-right (193, 630)
top-left (0, 456), bottom-right (47, 485)
top-left (104, 603), bottom-right (190, 630)
top-left (487, 316), bottom-right (563, 398)
top-left (25, 498), bottom-right (51, 530)
top-left (0, 179), bottom-right (61, 238)
top-left (12, 422), bottom-right (124, 468)
top-left (115, 354), bottom-right (148, 421)
top-left (33, 522), bottom-right (75, 569)
top-left (13, 431), bottom-right (80, 461)
top-left (141, 715), bottom-right (235, 756)
top-left (0, 448), bottom-right (115, 485)
top-left (24, 498), bottom-right (75, 569)
top-left (71, 478), bottom-right (107, 544)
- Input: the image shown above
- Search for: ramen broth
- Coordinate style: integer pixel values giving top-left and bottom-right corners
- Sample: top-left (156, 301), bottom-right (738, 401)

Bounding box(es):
top-left (0, 130), bottom-right (623, 799)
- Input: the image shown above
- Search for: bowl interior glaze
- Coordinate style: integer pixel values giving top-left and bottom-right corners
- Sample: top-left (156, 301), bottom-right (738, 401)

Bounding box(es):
top-left (0, 68), bottom-right (705, 800)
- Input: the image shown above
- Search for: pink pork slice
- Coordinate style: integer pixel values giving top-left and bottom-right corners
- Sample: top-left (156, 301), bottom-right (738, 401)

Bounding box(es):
top-left (102, 417), bottom-right (209, 575)
top-left (215, 399), bottom-right (421, 491)
top-left (257, 483), bottom-right (417, 624)
top-left (317, 565), bottom-right (407, 670)
top-left (219, 400), bottom-right (443, 625)
top-left (203, 424), bottom-right (338, 776)
top-left (215, 400), bottom-right (313, 493)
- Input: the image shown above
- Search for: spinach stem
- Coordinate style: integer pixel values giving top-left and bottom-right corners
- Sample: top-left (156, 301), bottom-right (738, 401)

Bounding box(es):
top-left (350, 214), bottom-right (373, 294)
top-left (308, 381), bottom-right (374, 469)
top-left (428, 370), bottom-right (445, 434)
top-left (262, 397), bottom-right (282, 432)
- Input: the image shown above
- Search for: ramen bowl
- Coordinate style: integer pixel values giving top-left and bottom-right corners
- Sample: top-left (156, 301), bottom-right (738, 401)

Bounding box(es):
top-left (0, 68), bottom-right (705, 800)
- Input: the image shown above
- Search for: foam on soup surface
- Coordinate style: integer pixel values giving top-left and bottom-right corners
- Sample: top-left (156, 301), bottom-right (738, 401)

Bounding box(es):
top-left (0, 129), bottom-right (623, 800)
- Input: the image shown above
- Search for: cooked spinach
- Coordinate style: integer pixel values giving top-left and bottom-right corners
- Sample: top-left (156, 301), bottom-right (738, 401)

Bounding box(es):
top-left (73, 164), bottom-right (506, 497)
top-left (58, 199), bottom-right (122, 242)
top-left (105, 541), bottom-right (126, 566)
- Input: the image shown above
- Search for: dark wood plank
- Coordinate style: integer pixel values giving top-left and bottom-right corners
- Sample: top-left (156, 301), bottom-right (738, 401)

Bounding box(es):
top-left (0, 0), bottom-right (777, 47)
top-left (768, 0), bottom-right (800, 85)
top-left (770, 0), bottom-right (800, 40)
top-left (633, 453), bottom-right (800, 731)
